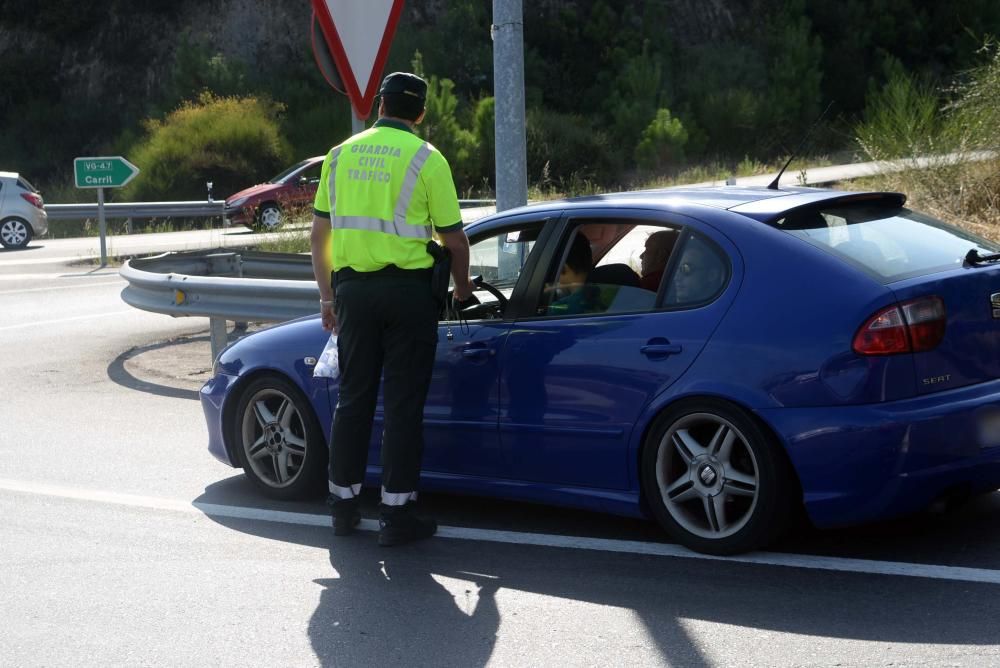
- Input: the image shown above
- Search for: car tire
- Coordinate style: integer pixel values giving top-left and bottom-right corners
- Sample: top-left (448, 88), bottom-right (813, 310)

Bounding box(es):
top-left (254, 203), bottom-right (283, 231)
top-left (0, 217), bottom-right (33, 249)
top-left (641, 398), bottom-right (797, 555)
top-left (231, 374), bottom-right (327, 500)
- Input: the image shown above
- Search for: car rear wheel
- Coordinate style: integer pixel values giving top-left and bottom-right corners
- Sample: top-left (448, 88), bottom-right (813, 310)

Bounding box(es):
top-left (0, 217), bottom-right (32, 249)
top-left (254, 203), bottom-right (283, 231)
top-left (642, 399), bottom-right (796, 555)
top-left (232, 375), bottom-right (326, 499)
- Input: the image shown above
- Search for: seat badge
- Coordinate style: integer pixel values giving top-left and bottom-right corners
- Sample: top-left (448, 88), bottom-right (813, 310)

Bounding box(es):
top-left (992, 292), bottom-right (1000, 319)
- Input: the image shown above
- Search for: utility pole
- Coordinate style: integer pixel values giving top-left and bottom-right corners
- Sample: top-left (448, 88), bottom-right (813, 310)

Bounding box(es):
top-left (492, 0), bottom-right (527, 213)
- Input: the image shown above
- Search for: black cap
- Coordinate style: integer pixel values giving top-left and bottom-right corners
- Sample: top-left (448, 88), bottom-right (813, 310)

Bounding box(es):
top-left (379, 72), bottom-right (427, 101)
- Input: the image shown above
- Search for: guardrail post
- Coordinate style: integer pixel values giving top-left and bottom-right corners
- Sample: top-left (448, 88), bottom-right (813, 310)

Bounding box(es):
top-left (210, 316), bottom-right (228, 362)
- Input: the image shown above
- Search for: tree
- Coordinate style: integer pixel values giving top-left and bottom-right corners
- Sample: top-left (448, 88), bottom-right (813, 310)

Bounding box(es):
top-left (635, 108), bottom-right (688, 172)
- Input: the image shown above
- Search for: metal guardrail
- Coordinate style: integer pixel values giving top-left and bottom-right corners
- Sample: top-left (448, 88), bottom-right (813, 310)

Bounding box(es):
top-left (47, 199), bottom-right (494, 221)
top-left (121, 248), bottom-right (318, 359)
top-left (46, 201), bottom-right (225, 220)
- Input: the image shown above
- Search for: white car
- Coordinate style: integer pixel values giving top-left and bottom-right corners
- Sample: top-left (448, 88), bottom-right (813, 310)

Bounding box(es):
top-left (0, 172), bottom-right (47, 249)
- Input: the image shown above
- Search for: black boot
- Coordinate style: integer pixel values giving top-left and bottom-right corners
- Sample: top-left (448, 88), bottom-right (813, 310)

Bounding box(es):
top-left (378, 502), bottom-right (437, 546)
top-left (327, 495), bottom-right (361, 536)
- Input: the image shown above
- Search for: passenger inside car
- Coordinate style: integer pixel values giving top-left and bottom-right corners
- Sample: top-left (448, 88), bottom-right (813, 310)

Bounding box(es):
top-left (638, 229), bottom-right (677, 291)
top-left (548, 233), bottom-right (600, 315)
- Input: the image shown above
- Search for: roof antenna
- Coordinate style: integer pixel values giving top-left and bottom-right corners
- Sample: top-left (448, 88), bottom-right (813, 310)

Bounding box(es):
top-left (767, 101), bottom-right (835, 191)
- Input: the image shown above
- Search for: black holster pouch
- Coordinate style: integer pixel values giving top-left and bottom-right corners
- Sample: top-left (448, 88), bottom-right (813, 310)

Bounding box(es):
top-left (426, 240), bottom-right (452, 312)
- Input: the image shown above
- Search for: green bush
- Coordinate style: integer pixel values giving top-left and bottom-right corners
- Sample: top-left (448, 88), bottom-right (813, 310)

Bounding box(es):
top-left (471, 96), bottom-right (496, 191)
top-left (120, 93), bottom-right (292, 201)
top-left (418, 75), bottom-right (479, 192)
top-left (947, 43), bottom-right (1000, 151)
top-left (635, 108), bottom-right (688, 172)
top-left (606, 41), bottom-right (664, 151)
top-left (525, 107), bottom-right (617, 189)
top-left (763, 0), bottom-right (824, 143)
top-left (854, 44), bottom-right (1000, 240)
top-left (855, 58), bottom-right (942, 160)
top-left (410, 52), bottom-right (480, 192)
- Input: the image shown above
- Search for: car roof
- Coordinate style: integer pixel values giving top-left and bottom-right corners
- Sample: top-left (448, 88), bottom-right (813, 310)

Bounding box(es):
top-left (0, 171), bottom-right (18, 180)
top-left (471, 186), bottom-right (905, 229)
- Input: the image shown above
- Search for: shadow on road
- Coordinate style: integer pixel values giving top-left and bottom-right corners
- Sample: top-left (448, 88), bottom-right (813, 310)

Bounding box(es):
top-left (0, 244), bottom-right (42, 253)
top-left (107, 333), bottom-right (216, 401)
top-left (195, 478), bottom-right (1000, 667)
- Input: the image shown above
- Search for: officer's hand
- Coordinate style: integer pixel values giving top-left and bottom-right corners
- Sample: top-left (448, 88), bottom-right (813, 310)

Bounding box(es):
top-left (453, 279), bottom-right (474, 302)
top-left (320, 303), bottom-right (338, 333)
top-left (452, 292), bottom-right (480, 311)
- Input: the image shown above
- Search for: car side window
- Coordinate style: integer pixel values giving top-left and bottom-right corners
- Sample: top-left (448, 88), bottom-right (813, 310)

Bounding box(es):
top-left (540, 220), bottom-right (681, 318)
top-left (662, 233), bottom-right (729, 307)
top-left (300, 162), bottom-right (323, 186)
top-left (444, 223), bottom-right (542, 322)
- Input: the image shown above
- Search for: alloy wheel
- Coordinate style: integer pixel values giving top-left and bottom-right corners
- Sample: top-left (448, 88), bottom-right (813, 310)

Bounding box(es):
top-left (240, 387), bottom-right (309, 488)
top-left (655, 412), bottom-right (760, 540)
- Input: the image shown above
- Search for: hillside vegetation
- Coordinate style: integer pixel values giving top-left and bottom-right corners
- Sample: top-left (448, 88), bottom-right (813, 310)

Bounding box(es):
top-left (1, 0), bottom-right (998, 204)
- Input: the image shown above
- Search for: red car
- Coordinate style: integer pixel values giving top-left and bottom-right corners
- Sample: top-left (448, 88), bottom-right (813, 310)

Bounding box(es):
top-left (224, 156), bottom-right (324, 230)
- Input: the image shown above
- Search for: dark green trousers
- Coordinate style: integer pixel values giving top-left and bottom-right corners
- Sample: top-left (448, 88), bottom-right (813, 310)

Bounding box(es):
top-left (329, 269), bottom-right (437, 501)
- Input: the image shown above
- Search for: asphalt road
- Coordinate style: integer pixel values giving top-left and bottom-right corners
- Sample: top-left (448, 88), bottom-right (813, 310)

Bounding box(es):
top-left (2, 243), bottom-right (999, 667)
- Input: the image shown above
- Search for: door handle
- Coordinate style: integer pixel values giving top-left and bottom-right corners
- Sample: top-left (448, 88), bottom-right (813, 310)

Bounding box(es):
top-left (462, 346), bottom-right (493, 359)
top-left (640, 343), bottom-right (682, 357)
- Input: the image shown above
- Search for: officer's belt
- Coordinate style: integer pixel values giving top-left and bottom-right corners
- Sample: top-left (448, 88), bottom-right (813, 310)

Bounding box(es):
top-left (335, 265), bottom-right (433, 283)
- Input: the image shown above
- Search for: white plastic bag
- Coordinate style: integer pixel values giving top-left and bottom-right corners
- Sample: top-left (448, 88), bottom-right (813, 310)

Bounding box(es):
top-left (313, 334), bottom-right (340, 379)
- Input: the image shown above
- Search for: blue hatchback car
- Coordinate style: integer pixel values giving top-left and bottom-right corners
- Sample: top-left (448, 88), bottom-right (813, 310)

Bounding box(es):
top-left (201, 186), bottom-right (1000, 554)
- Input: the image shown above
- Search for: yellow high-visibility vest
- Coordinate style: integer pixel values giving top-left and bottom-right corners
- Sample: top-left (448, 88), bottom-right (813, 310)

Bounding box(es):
top-left (313, 119), bottom-right (463, 272)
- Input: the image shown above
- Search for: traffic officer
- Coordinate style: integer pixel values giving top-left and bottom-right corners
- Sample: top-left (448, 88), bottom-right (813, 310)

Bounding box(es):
top-left (310, 71), bottom-right (473, 546)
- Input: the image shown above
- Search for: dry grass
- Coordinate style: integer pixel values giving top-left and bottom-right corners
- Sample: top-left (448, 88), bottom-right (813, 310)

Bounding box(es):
top-left (840, 156), bottom-right (1000, 243)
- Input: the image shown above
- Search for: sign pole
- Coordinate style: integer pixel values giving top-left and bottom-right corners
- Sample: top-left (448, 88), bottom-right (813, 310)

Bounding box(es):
top-left (492, 0), bottom-right (528, 213)
top-left (97, 187), bottom-right (107, 267)
top-left (73, 156), bottom-right (139, 267)
top-left (351, 113), bottom-right (364, 135)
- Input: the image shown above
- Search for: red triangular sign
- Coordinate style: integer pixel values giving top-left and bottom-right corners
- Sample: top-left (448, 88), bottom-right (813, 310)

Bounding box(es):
top-left (310, 0), bottom-right (406, 119)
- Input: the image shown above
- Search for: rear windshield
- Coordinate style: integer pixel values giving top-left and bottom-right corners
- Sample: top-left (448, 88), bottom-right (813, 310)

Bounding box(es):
top-left (773, 204), bottom-right (1000, 283)
top-left (16, 176), bottom-right (37, 193)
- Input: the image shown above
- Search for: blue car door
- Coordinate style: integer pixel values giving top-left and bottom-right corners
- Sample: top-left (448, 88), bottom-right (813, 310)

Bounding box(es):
top-left (497, 210), bottom-right (740, 490)
top-left (420, 321), bottom-right (509, 477)
top-left (368, 216), bottom-right (553, 480)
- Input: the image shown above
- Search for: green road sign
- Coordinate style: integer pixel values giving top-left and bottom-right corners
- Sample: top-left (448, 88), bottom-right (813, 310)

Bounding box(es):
top-left (74, 156), bottom-right (139, 189)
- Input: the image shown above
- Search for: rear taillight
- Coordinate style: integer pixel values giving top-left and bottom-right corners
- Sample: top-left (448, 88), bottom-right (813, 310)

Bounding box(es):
top-left (20, 192), bottom-right (43, 209)
top-left (853, 296), bottom-right (946, 356)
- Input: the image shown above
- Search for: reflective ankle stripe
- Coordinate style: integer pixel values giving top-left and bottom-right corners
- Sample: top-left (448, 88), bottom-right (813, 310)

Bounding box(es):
top-left (329, 482), bottom-right (361, 499)
top-left (381, 487), bottom-right (418, 506)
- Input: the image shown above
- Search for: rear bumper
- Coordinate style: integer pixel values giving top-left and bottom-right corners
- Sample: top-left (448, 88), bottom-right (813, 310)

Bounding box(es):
top-left (200, 372), bottom-right (241, 466)
top-left (759, 378), bottom-right (1000, 528)
top-left (31, 208), bottom-right (48, 236)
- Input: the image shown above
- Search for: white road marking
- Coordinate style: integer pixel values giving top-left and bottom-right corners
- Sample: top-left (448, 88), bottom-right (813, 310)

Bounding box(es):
top-left (2, 478), bottom-right (999, 585)
top-left (0, 254), bottom-right (118, 266)
top-left (0, 280), bottom-right (124, 296)
top-left (0, 272), bottom-right (120, 281)
top-left (0, 310), bottom-right (134, 332)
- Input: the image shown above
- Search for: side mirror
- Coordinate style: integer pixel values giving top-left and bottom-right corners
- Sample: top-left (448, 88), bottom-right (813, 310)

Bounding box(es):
top-left (298, 176), bottom-right (309, 186)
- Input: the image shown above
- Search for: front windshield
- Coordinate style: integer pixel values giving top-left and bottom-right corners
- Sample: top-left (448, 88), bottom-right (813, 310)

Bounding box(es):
top-left (268, 160), bottom-right (311, 184)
